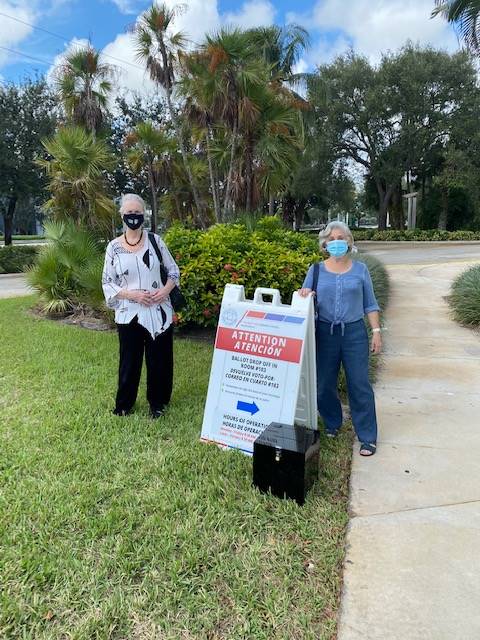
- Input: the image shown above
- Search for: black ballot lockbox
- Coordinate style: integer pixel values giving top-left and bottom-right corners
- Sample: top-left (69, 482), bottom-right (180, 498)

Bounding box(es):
top-left (253, 422), bottom-right (320, 506)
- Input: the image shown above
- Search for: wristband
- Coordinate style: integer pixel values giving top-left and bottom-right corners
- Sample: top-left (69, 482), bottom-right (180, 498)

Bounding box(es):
top-left (372, 328), bottom-right (381, 333)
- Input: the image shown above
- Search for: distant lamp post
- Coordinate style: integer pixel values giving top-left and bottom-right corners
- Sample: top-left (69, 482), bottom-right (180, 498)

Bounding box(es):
top-left (403, 192), bottom-right (418, 229)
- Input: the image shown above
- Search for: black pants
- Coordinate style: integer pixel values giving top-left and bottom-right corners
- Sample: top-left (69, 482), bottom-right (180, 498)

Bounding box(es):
top-left (115, 317), bottom-right (174, 412)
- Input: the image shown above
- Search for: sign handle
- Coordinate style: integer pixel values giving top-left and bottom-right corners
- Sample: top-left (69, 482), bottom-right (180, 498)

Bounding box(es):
top-left (253, 288), bottom-right (282, 306)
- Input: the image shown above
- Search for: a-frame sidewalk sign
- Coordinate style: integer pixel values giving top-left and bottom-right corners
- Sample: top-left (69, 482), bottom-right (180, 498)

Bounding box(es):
top-left (200, 285), bottom-right (317, 455)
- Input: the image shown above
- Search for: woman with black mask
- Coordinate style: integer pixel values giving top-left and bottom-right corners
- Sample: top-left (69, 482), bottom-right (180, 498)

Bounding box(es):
top-left (102, 193), bottom-right (180, 418)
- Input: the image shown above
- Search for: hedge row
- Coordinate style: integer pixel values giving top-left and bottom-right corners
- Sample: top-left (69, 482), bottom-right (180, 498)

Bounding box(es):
top-left (0, 246), bottom-right (39, 274)
top-left (353, 229), bottom-right (480, 242)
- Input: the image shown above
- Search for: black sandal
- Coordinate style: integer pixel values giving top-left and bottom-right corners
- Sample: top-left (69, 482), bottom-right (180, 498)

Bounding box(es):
top-left (359, 443), bottom-right (376, 456)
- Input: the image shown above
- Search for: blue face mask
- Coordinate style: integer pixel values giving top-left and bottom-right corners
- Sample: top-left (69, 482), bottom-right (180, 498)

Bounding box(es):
top-left (326, 239), bottom-right (349, 257)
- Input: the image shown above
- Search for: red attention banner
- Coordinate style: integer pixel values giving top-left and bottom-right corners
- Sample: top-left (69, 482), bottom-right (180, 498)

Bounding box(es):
top-left (215, 327), bottom-right (303, 363)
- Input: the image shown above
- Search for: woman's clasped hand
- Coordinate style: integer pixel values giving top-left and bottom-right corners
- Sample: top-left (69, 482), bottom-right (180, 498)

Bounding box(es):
top-left (128, 288), bottom-right (171, 306)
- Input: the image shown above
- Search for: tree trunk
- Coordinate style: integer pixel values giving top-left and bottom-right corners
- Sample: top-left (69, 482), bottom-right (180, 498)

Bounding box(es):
top-left (164, 90), bottom-right (207, 228)
top-left (294, 200), bottom-right (306, 231)
top-left (438, 189), bottom-right (449, 230)
top-left (148, 165), bottom-right (157, 233)
top-left (390, 183), bottom-right (405, 230)
top-left (223, 119), bottom-right (238, 220)
top-left (173, 193), bottom-right (182, 221)
top-left (375, 179), bottom-right (394, 231)
top-left (268, 195), bottom-right (275, 216)
top-left (3, 196), bottom-right (17, 246)
top-left (245, 138), bottom-right (254, 214)
top-left (281, 194), bottom-right (295, 228)
top-left (206, 130), bottom-right (221, 223)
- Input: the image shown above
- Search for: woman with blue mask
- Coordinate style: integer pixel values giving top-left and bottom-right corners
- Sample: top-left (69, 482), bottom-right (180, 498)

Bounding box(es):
top-left (298, 222), bottom-right (381, 456)
top-left (102, 193), bottom-right (180, 419)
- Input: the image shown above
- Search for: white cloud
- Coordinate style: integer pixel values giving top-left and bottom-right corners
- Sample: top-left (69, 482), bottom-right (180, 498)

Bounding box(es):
top-left (165, 0), bottom-right (220, 45)
top-left (102, 32), bottom-right (157, 97)
top-left (112, 0), bottom-right (143, 15)
top-left (0, 1), bottom-right (36, 65)
top-left (290, 0), bottom-right (458, 65)
top-left (308, 34), bottom-right (351, 67)
top-left (223, 0), bottom-right (276, 30)
top-left (292, 58), bottom-right (309, 75)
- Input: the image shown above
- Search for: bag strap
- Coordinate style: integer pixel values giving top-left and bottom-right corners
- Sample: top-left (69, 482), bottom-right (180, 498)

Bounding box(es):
top-left (312, 262), bottom-right (320, 295)
top-left (148, 232), bottom-right (163, 266)
top-left (148, 232), bottom-right (168, 287)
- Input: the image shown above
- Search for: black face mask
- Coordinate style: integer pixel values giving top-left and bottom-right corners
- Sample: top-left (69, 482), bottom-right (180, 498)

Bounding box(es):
top-left (123, 214), bottom-right (144, 230)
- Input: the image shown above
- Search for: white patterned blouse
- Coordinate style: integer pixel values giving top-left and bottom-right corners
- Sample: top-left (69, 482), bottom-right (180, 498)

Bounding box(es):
top-left (102, 232), bottom-right (180, 339)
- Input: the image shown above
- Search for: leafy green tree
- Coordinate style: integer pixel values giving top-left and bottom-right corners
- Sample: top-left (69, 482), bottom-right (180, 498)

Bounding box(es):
top-left (434, 146), bottom-right (480, 228)
top-left (0, 78), bottom-right (58, 245)
top-left (314, 45), bottom-right (480, 229)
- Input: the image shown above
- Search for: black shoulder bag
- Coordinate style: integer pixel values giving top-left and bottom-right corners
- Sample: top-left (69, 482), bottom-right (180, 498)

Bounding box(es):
top-left (148, 233), bottom-right (186, 312)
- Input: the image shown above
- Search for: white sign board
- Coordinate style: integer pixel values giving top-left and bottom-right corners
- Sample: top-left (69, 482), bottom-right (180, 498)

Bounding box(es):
top-left (201, 285), bottom-right (317, 455)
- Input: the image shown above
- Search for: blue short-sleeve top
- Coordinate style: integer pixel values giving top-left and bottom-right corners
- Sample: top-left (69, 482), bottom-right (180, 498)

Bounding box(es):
top-left (302, 260), bottom-right (380, 325)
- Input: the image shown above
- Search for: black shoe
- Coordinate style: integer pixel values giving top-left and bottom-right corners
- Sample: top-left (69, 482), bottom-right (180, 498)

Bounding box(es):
top-left (112, 407), bottom-right (131, 416)
top-left (150, 405), bottom-right (166, 419)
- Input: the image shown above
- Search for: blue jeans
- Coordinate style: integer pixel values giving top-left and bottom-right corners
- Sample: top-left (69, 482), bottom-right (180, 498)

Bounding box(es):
top-left (315, 319), bottom-right (378, 444)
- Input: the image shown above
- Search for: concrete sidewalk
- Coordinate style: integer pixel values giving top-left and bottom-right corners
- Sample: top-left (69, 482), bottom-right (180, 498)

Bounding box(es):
top-left (0, 273), bottom-right (33, 298)
top-left (338, 260), bottom-right (480, 640)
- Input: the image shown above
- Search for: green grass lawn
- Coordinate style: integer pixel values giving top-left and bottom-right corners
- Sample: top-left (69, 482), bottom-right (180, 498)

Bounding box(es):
top-left (0, 297), bottom-right (352, 640)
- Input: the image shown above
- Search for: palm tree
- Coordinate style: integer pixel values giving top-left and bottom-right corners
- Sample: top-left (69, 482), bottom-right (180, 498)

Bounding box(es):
top-left (433, 1), bottom-right (480, 52)
top-left (125, 121), bottom-right (176, 231)
top-left (244, 25), bottom-right (311, 214)
top-left (55, 45), bottom-right (113, 136)
top-left (197, 28), bottom-right (272, 218)
top-left (39, 126), bottom-right (115, 234)
top-left (245, 24), bottom-right (310, 85)
top-left (179, 50), bottom-right (224, 221)
top-left (132, 3), bottom-right (207, 227)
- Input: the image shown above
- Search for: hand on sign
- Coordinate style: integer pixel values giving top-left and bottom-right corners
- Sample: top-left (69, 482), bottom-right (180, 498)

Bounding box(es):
top-left (298, 288), bottom-right (313, 298)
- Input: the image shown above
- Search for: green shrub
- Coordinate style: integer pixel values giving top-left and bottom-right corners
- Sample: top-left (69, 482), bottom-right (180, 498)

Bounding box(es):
top-left (165, 223), bottom-right (390, 328)
top-left (354, 254), bottom-right (390, 312)
top-left (449, 265), bottom-right (480, 327)
top-left (165, 223), bottom-right (320, 327)
top-left (0, 246), bottom-right (39, 273)
top-left (353, 229), bottom-right (480, 241)
top-left (27, 221), bottom-right (104, 314)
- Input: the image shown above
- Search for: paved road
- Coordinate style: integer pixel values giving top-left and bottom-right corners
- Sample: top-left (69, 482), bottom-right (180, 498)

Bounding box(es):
top-left (338, 259), bottom-right (480, 639)
top-left (358, 241), bottom-right (480, 265)
top-left (0, 274), bottom-right (33, 298)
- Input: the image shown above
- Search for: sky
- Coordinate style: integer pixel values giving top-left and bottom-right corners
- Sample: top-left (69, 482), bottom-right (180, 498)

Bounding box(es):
top-left (0, 0), bottom-right (460, 94)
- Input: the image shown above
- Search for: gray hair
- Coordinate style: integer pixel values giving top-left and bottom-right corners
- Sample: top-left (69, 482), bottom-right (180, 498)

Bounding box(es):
top-left (318, 221), bottom-right (356, 252)
top-left (119, 193), bottom-right (146, 214)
